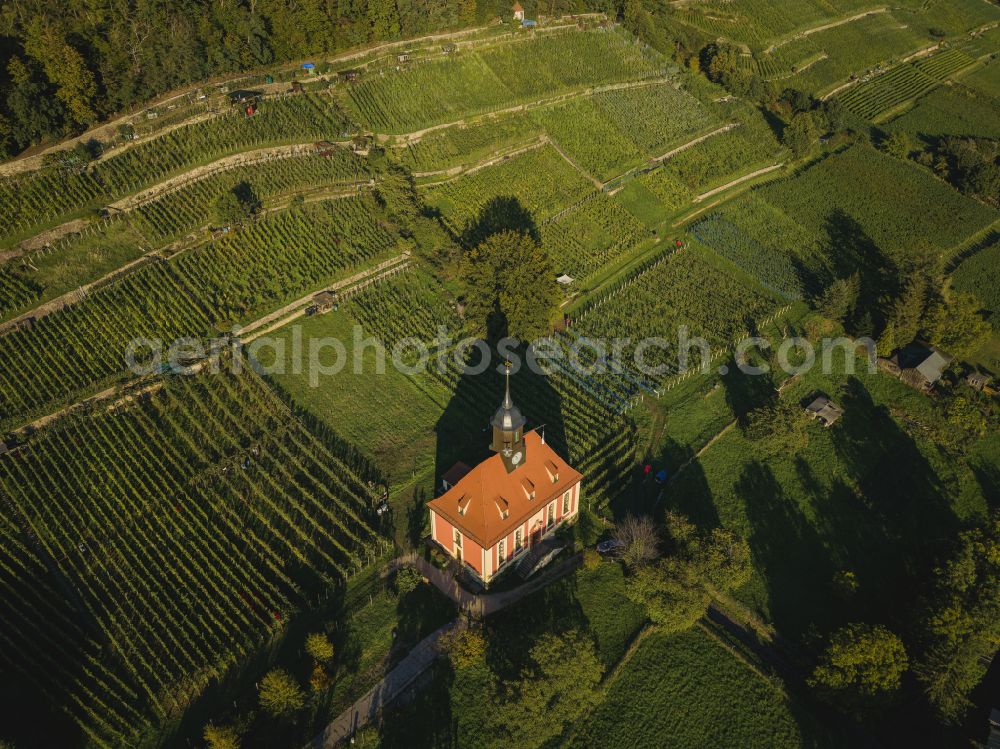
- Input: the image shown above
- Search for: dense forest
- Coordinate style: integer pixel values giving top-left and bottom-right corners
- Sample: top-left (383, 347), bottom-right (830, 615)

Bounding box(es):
top-left (0, 0), bottom-right (612, 157)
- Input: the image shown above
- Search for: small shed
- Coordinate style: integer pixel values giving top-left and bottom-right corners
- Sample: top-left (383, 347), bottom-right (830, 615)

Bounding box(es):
top-left (397, 52), bottom-right (411, 63)
top-left (805, 396), bottom-right (844, 428)
top-left (307, 291), bottom-right (338, 315)
top-left (338, 69), bottom-right (361, 83)
top-left (967, 372), bottom-right (992, 391)
top-left (512, 1), bottom-right (525, 21)
top-left (891, 343), bottom-right (952, 393)
top-left (556, 274), bottom-right (574, 286)
top-left (302, 62), bottom-right (316, 75)
top-left (442, 461), bottom-right (472, 492)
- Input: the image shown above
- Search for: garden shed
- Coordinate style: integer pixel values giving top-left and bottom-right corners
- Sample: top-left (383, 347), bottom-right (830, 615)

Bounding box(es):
top-left (805, 396), bottom-right (843, 428)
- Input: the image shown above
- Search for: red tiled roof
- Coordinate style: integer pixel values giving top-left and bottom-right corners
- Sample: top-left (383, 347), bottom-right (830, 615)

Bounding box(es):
top-left (428, 431), bottom-right (582, 548)
top-left (512, 1), bottom-right (524, 11)
top-left (442, 461), bottom-right (472, 487)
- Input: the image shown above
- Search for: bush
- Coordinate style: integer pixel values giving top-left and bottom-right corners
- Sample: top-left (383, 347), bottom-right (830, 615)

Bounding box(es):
top-left (305, 632), bottom-right (335, 664)
top-left (395, 565), bottom-right (422, 595)
top-left (203, 723), bottom-right (241, 749)
top-left (440, 627), bottom-right (488, 669)
top-left (258, 669), bottom-right (305, 718)
top-left (582, 547), bottom-right (601, 570)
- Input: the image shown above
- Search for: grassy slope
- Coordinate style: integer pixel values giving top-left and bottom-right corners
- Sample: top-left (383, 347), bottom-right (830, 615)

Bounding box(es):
top-left (663, 362), bottom-right (994, 641)
top-left (569, 627), bottom-right (833, 749)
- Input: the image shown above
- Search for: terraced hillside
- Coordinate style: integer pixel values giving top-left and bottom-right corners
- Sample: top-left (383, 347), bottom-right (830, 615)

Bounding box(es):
top-left (0, 366), bottom-right (387, 747)
top-left (1, 10), bottom-right (999, 749)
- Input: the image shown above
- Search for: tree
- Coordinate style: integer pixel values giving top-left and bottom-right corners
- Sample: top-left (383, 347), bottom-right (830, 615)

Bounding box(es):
top-left (816, 272), bottom-right (860, 324)
top-left (917, 513), bottom-right (1000, 722)
top-left (368, 0), bottom-right (401, 40)
top-left (440, 627), bottom-right (488, 670)
top-left (613, 514), bottom-right (660, 568)
top-left (925, 290), bottom-right (992, 360)
top-left (500, 631), bottom-right (603, 746)
top-left (203, 723), bottom-right (241, 749)
top-left (258, 669), bottom-right (304, 718)
top-left (883, 130), bottom-right (912, 160)
top-left (23, 19), bottom-right (98, 126)
top-left (625, 512), bottom-right (752, 632)
top-left (741, 401), bottom-right (810, 457)
top-left (879, 271), bottom-right (929, 355)
top-left (305, 632), bottom-right (335, 664)
top-left (460, 230), bottom-right (559, 343)
top-left (213, 184), bottom-right (260, 228)
top-left (626, 557), bottom-right (710, 631)
top-left (374, 164), bottom-right (420, 226)
top-left (822, 98), bottom-right (847, 133)
top-left (783, 111), bottom-right (818, 159)
top-left (696, 527), bottom-right (753, 592)
top-left (809, 623), bottom-right (908, 713)
top-left (702, 43), bottom-right (739, 84)
top-left (5, 56), bottom-right (64, 152)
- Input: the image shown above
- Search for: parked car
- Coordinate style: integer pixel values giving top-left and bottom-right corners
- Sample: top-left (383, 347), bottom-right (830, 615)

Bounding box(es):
top-left (597, 539), bottom-right (626, 556)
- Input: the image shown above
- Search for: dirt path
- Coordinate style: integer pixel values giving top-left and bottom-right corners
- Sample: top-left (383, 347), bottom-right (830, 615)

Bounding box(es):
top-left (241, 253), bottom-right (411, 342)
top-left (655, 123), bottom-right (740, 163)
top-left (308, 620), bottom-right (459, 749)
top-left (418, 138), bottom-right (548, 187)
top-left (385, 75), bottom-right (673, 146)
top-left (0, 25), bottom-right (503, 178)
top-left (547, 138), bottom-right (604, 189)
top-left (109, 141), bottom-right (336, 211)
top-left (7, 251), bottom-right (411, 435)
top-left (765, 7), bottom-right (887, 53)
top-left (693, 162), bottom-right (784, 203)
top-left (0, 15), bottom-right (612, 178)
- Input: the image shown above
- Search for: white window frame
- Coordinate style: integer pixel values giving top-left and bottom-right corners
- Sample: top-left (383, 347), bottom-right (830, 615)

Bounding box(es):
top-left (547, 501), bottom-right (555, 528)
top-left (562, 491), bottom-right (570, 515)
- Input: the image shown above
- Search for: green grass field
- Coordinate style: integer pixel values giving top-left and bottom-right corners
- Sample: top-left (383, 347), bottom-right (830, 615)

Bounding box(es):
top-left (758, 145), bottom-right (998, 262)
top-left (662, 362), bottom-right (994, 641)
top-left (569, 627), bottom-right (834, 749)
top-left (886, 84), bottom-right (1000, 140)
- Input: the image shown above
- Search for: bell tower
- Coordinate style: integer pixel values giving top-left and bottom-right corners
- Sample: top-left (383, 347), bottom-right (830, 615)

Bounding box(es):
top-left (490, 363), bottom-right (526, 473)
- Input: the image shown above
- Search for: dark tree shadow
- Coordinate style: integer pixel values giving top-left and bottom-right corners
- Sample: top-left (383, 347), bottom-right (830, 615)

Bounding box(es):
top-left (820, 209), bottom-right (900, 334)
top-left (740, 460), bottom-right (836, 641)
top-left (433, 345), bottom-right (567, 502)
top-left (459, 195), bottom-right (540, 249)
top-left (640, 436), bottom-right (721, 530)
top-left (971, 459), bottom-right (1000, 511)
top-left (821, 377), bottom-right (959, 621)
top-left (376, 660), bottom-right (455, 748)
top-left (720, 353), bottom-right (777, 423)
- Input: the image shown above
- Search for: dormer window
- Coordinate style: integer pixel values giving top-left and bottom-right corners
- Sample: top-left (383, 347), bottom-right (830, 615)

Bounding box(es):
top-left (495, 496), bottom-right (510, 520)
top-left (544, 460), bottom-right (559, 483)
top-left (457, 494), bottom-right (472, 516)
top-left (520, 477), bottom-right (535, 500)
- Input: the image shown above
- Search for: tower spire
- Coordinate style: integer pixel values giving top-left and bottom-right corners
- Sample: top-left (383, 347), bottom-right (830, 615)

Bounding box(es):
top-left (490, 361), bottom-right (526, 471)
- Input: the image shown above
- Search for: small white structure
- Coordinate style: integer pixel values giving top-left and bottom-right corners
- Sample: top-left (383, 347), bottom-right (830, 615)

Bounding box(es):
top-left (556, 274), bottom-right (574, 286)
top-left (512, 1), bottom-right (525, 21)
top-left (805, 396), bottom-right (844, 428)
